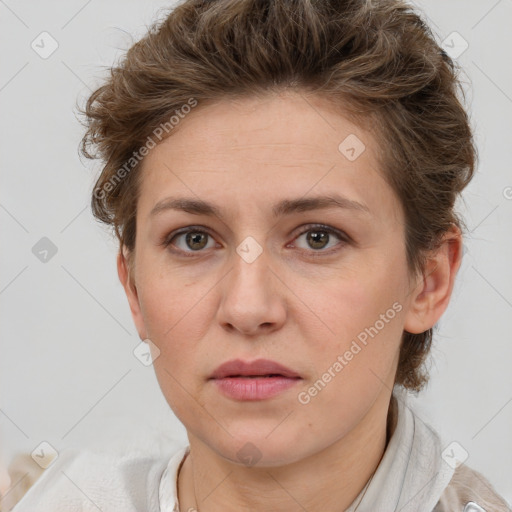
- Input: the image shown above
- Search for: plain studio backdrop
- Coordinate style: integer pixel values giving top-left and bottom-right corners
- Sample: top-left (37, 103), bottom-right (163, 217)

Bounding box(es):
top-left (1, 0), bottom-right (511, 504)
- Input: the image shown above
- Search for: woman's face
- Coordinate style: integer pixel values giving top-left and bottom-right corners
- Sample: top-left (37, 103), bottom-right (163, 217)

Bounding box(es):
top-left (122, 91), bottom-right (422, 466)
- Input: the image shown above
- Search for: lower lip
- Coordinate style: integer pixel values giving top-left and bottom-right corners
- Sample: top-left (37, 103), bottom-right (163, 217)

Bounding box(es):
top-left (211, 376), bottom-right (301, 401)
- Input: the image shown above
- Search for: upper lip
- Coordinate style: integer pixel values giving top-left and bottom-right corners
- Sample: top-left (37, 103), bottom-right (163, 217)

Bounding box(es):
top-left (209, 358), bottom-right (301, 379)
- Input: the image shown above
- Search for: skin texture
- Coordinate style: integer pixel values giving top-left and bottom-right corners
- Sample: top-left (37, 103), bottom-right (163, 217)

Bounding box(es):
top-left (117, 90), bottom-right (462, 512)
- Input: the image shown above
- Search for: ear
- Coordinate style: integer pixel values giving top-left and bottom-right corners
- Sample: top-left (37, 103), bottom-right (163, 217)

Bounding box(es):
top-left (117, 246), bottom-right (148, 340)
top-left (403, 224), bottom-right (463, 335)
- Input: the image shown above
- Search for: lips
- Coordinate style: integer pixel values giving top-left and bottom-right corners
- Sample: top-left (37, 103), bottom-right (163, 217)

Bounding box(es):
top-left (209, 358), bottom-right (301, 380)
top-left (209, 359), bottom-right (302, 401)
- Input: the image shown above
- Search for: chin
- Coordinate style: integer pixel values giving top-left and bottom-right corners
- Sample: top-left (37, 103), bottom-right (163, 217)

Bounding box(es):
top-left (209, 429), bottom-right (314, 468)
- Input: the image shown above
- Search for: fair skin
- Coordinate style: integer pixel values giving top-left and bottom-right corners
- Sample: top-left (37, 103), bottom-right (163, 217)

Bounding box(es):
top-left (117, 90), bottom-right (462, 512)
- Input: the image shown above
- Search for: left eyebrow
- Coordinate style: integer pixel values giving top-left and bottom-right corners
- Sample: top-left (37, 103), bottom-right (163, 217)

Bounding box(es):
top-left (149, 194), bottom-right (372, 220)
top-left (272, 194), bottom-right (371, 217)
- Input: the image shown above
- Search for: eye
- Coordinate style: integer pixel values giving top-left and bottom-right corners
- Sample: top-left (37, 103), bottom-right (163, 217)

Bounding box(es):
top-left (163, 227), bottom-right (217, 255)
top-left (162, 224), bottom-right (349, 257)
top-left (292, 224), bottom-right (348, 254)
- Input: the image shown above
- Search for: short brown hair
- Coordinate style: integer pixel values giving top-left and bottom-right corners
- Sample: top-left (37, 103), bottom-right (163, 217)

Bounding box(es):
top-left (80, 0), bottom-right (477, 391)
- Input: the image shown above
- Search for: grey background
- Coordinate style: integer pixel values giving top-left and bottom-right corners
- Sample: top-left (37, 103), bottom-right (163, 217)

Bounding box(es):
top-left (1, 0), bottom-right (511, 504)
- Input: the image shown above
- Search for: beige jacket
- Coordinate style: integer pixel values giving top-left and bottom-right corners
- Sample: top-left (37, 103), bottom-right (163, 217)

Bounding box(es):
top-left (435, 464), bottom-right (511, 511)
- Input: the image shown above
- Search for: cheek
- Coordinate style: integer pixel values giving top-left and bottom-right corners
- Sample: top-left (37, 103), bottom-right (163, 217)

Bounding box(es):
top-left (306, 269), bottom-right (403, 343)
top-left (297, 257), bottom-right (406, 384)
top-left (136, 250), bottom-right (204, 335)
top-left (137, 272), bottom-right (213, 416)
top-left (135, 257), bottom-right (220, 387)
top-left (295, 274), bottom-right (404, 432)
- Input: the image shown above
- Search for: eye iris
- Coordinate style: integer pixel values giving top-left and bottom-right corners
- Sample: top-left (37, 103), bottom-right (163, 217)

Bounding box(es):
top-left (307, 230), bottom-right (329, 250)
top-left (186, 232), bottom-right (208, 251)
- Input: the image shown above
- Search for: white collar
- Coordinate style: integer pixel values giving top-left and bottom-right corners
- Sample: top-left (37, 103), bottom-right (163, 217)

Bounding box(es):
top-left (158, 389), bottom-right (454, 512)
top-left (346, 388), bottom-right (455, 511)
top-left (159, 444), bottom-right (190, 512)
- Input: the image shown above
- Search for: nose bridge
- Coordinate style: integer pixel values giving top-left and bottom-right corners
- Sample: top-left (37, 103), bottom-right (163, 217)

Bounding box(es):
top-left (217, 238), bottom-right (286, 334)
top-left (228, 239), bottom-right (273, 303)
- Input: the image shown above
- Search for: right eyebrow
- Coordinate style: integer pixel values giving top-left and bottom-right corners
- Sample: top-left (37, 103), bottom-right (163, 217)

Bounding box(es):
top-left (149, 194), bottom-right (372, 221)
top-left (150, 197), bottom-right (222, 219)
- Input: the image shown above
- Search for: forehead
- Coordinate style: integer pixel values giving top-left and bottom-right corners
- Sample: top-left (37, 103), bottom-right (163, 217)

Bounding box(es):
top-left (137, 92), bottom-right (403, 226)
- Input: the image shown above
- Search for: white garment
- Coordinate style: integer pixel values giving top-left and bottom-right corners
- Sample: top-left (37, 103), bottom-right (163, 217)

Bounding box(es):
top-left (12, 389), bottom-right (510, 512)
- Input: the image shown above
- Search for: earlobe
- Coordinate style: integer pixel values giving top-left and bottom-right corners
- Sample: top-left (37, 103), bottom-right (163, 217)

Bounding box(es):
top-left (403, 225), bottom-right (463, 335)
top-left (117, 247), bottom-right (148, 340)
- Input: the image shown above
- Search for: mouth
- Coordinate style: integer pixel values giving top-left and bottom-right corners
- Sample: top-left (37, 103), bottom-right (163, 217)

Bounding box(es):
top-left (208, 359), bottom-right (302, 401)
top-left (223, 374), bottom-right (297, 378)
top-left (211, 375), bottom-right (301, 400)
top-left (209, 358), bottom-right (301, 380)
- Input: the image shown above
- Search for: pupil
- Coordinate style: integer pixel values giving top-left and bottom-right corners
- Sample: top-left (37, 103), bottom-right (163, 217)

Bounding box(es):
top-left (187, 232), bottom-right (207, 250)
top-left (308, 231), bottom-right (328, 249)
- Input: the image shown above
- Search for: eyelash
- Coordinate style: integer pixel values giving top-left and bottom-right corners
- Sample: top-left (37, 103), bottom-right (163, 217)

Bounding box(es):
top-left (161, 224), bottom-right (350, 258)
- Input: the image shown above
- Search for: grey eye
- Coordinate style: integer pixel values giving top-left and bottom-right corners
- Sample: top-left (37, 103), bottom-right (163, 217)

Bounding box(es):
top-left (172, 230), bottom-right (215, 252)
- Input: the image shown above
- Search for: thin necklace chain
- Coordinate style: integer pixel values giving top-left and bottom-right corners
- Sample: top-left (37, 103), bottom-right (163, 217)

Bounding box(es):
top-left (179, 401), bottom-right (396, 512)
top-left (351, 467), bottom-right (376, 511)
top-left (181, 463), bottom-right (378, 512)
top-left (181, 420), bottom-right (391, 512)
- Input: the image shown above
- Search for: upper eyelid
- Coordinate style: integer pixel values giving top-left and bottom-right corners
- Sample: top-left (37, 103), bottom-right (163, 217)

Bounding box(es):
top-left (164, 225), bottom-right (215, 244)
top-left (290, 226), bottom-right (348, 250)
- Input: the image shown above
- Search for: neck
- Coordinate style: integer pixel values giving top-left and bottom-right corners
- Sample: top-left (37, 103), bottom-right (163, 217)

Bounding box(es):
top-left (178, 393), bottom-right (397, 512)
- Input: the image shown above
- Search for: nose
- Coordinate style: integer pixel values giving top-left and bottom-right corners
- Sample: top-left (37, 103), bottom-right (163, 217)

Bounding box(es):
top-left (216, 246), bottom-right (287, 337)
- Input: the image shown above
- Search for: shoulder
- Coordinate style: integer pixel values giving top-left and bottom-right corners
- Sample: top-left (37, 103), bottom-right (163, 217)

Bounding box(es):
top-left (11, 446), bottom-right (172, 512)
top-left (434, 464), bottom-right (512, 512)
